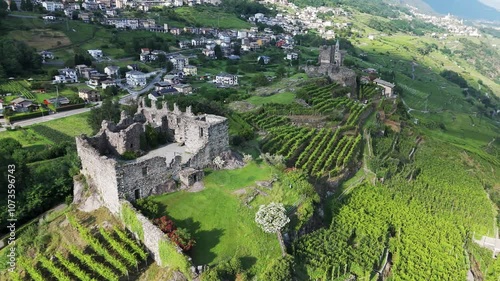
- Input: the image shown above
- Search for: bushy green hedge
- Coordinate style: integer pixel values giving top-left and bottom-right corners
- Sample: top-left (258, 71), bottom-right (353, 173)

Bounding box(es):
top-left (57, 103), bottom-right (85, 112)
top-left (7, 110), bottom-right (47, 122)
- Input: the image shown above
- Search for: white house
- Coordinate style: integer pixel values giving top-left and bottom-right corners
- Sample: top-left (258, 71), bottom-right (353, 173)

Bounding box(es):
top-left (126, 71), bottom-right (148, 87)
top-left (104, 65), bottom-right (120, 78)
top-left (214, 73), bottom-right (238, 86)
top-left (87, 49), bottom-right (103, 59)
top-left (286, 52), bottom-right (299, 60)
top-left (42, 1), bottom-right (64, 11)
top-left (257, 56), bottom-right (270, 64)
top-left (39, 51), bottom-right (54, 60)
top-left (53, 68), bottom-right (78, 84)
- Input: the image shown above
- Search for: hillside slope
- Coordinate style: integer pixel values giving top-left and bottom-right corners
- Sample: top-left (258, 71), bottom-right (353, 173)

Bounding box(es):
top-left (399, 0), bottom-right (500, 20)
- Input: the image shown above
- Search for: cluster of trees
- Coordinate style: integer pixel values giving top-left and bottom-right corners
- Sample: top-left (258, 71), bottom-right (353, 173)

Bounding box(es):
top-left (109, 32), bottom-right (170, 57)
top-left (367, 19), bottom-right (443, 36)
top-left (220, 0), bottom-right (271, 16)
top-left (0, 138), bottom-right (79, 236)
top-left (19, 0), bottom-right (35, 11)
top-left (0, 39), bottom-right (42, 78)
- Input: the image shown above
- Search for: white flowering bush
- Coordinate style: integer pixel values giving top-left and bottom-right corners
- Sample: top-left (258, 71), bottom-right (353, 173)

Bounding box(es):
top-left (255, 202), bottom-right (290, 233)
top-left (213, 156), bottom-right (225, 169)
top-left (259, 153), bottom-right (285, 167)
top-left (243, 153), bottom-right (253, 163)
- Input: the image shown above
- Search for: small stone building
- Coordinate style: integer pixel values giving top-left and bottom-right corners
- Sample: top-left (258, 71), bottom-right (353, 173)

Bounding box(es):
top-left (76, 99), bottom-right (229, 214)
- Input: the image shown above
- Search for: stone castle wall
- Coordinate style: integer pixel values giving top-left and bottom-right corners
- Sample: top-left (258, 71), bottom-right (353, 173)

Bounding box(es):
top-left (76, 136), bottom-right (121, 214)
top-left (75, 100), bottom-right (230, 209)
top-left (119, 201), bottom-right (186, 267)
top-left (117, 156), bottom-right (182, 201)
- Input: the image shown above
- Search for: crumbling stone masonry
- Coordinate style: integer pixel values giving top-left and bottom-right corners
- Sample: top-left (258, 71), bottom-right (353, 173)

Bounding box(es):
top-left (304, 41), bottom-right (357, 93)
top-left (75, 98), bottom-right (229, 214)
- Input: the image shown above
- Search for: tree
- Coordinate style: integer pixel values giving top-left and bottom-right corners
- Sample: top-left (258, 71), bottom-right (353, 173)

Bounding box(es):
top-left (275, 65), bottom-right (286, 79)
top-left (10, 1), bottom-right (18, 11)
top-left (255, 202), bottom-right (290, 256)
top-left (251, 74), bottom-right (270, 87)
top-left (20, 0), bottom-right (26, 10)
top-left (25, 0), bottom-right (33, 11)
top-left (233, 43), bottom-right (241, 56)
top-left (214, 45), bottom-right (223, 60)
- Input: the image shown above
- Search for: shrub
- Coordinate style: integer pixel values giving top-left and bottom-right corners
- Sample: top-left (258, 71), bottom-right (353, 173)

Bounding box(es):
top-left (121, 150), bottom-right (138, 160)
top-left (134, 198), bottom-right (160, 218)
top-left (153, 216), bottom-right (195, 251)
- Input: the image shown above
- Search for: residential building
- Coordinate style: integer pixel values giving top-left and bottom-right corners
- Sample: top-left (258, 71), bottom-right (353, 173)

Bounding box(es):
top-left (126, 71), bottom-right (148, 86)
top-left (148, 88), bottom-right (179, 101)
top-left (53, 68), bottom-right (78, 84)
top-left (173, 84), bottom-right (192, 94)
top-left (286, 52), bottom-right (298, 60)
top-left (169, 54), bottom-right (189, 70)
top-left (183, 65), bottom-right (197, 76)
top-left (39, 51), bottom-right (54, 60)
top-left (42, 1), bottom-right (64, 11)
top-left (79, 89), bottom-right (101, 102)
top-left (10, 98), bottom-right (33, 113)
top-left (163, 74), bottom-right (181, 84)
top-left (214, 73), bottom-right (238, 86)
top-left (87, 49), bottom-right (103, 59)
top-left (257, 55), bottom-right (270, 64)
top-left (46, 97), bottom-right (70, 106)
top-left (104, 65), bottom-right (120, 78)
top-left (374, 78), bottom-right (396, 98)
top-left (101, 80), bottom-right (117, 89)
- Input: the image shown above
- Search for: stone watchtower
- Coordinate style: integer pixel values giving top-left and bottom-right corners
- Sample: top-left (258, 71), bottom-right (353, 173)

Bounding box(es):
top-left (318, 40), bottom-right (343, 70)
top-left (334, 40), bottom-right (343, 66)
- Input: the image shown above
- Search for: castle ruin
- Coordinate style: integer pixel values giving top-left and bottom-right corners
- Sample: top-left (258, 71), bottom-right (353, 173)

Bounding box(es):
top-left (305, 40), bottom-right (357, 92)
top-left (75, 98), bottom-right (229, 214)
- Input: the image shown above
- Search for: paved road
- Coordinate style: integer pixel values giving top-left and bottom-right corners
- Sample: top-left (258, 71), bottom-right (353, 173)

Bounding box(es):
top-left (0, 105), bottom-right (99, 132)
top-left (119, 69), bottom-right (166, 104)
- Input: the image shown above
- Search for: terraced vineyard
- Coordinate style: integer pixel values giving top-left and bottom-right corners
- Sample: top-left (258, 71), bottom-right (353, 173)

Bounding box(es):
top-left (14, 217), bottom-right (149, 281)
top-left (0, 81), bottom-right (35, 99)
top-left (243, 83), bottom-right (373, 178)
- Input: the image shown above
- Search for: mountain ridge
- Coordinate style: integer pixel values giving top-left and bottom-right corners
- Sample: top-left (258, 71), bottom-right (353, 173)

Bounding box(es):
top-left (396, 0), bottom-right (500, 21)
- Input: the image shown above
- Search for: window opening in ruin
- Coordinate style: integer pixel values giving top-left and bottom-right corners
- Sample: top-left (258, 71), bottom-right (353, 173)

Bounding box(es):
top-left (199, 127), bottom-right (204, 137)
top-left (142, 167), bottom-right (148, 176)
top-left (177, 117), bottom-right (181, 125)
top-left (193, 174), bottom-right (198, 182)
top-left (134, 189), bottom-right (140, 200)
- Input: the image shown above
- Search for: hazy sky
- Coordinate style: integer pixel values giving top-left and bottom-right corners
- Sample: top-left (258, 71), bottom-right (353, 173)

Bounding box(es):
top-left (478, 0), bottom-right (500, 11)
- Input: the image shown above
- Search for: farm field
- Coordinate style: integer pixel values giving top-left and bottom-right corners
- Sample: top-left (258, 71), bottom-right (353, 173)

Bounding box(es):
top-left (0, 112), bottom-right (92, 147)
top-left (173, 7), bottom-right (251, 29)
top-left (8, 29), bottom-right (71, 50)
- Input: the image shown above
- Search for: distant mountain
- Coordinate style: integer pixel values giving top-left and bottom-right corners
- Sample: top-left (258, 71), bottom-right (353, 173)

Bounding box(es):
top-left (400, 0), bottom-right (500, 21)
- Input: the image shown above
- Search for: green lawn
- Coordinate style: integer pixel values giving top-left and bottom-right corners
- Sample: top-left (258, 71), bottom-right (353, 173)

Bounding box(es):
top-left (0, 112), bottom-right (92, 147)
top-left (174, 7), bottom-right (251, 29)
top-left (149, 162), bottom-right (282, 272)
top-left (246, 92), bottom-right (296, 106)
